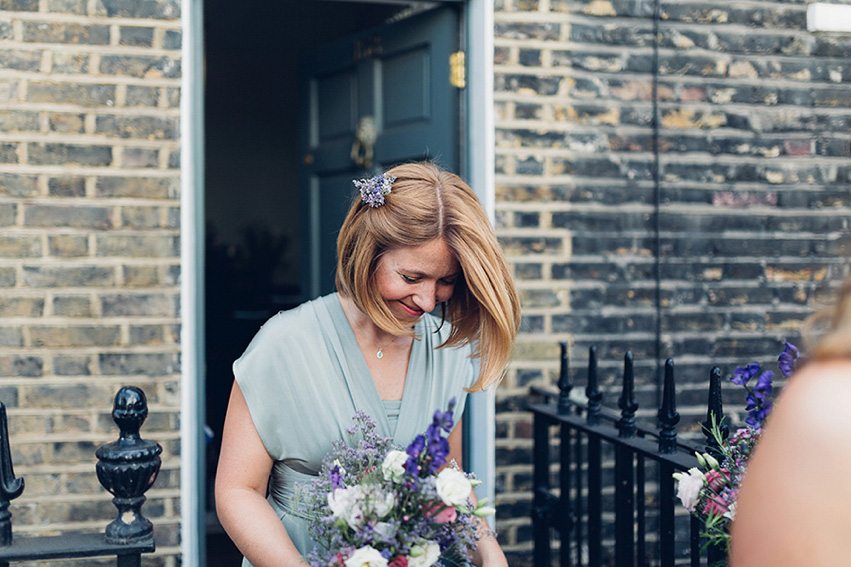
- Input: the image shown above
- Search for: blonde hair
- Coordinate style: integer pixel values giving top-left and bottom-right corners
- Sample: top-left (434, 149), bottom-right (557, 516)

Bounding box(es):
top-left (335, 162), bottom-right (521, 391)
top-left (804, 273), bottom-right (851, 361)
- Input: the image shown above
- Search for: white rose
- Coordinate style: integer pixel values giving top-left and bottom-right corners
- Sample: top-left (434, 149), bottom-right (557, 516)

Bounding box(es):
top-left (407, 541), bottom-right (441, 567)
top-left (382, 450), bottom-right (408, 483)
top-left (328, 486), bottom-right (365, 529)
top-left (435, 468), bottom-right (472, 508)
top-left (345, 545), bottom-right (388, 567)
top-left (364, 485), bottom-right (396, 519)
top-left (373, 521), bottom-right (396, 540)
top-left (672, 467), bottom-right (705, 513)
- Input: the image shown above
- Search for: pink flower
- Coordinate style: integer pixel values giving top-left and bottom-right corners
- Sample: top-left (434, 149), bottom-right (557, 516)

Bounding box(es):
top-left (703, 495), bottom-right (729, 517)
top-left (426, 503), bottom-right (457, 523)
top-left (389, 556), bottom-right (408, 567)
top-left (704, 469), bottom-right (728, 492)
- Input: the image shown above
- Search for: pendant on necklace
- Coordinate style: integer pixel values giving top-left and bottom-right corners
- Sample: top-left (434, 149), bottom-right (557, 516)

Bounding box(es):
top-left (376, 350), bottom-right (384, 359)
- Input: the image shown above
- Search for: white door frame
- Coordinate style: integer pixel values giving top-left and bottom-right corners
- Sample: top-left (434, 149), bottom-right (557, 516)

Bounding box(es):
top-left (463, 0), bottom-right (498, 528)
top-left (180, 0), bottom-right (205, 565)
top-left (179, 0), bottom-right (495, 563)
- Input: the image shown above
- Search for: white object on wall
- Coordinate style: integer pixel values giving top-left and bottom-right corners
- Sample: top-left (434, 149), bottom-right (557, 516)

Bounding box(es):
top-left (808, 2), bottom-right (851, 33)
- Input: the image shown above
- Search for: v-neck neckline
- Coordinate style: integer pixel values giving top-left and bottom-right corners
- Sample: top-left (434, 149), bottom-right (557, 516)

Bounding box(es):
top-left (332, 294), bottom-right (420, 439)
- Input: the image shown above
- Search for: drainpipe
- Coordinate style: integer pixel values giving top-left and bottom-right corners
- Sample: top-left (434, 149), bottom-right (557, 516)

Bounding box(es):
top-left (652, 0), bottom-right (663, 407)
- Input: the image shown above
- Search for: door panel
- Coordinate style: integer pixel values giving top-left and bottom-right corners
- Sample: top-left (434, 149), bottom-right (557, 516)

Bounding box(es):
top-left (316, 71), bottom-right (357, 142)
top-left (300, 6), bottom-right (460, 300)
top-left (383, 49), bottom-right (430, 126)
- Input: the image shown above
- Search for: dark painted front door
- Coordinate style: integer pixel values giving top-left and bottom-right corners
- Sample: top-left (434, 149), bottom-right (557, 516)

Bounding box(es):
top-left (300, 6), bottom-right (461, 300)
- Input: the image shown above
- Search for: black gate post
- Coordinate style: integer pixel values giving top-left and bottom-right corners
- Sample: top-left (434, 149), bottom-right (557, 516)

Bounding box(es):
top-left (615, 353), bottom-right (638, 567)
top-left (703, 368), bottom-right (728, 566)
top-left (533, 402), bottom-right (552, 567)
top-left (0, 402), bottom-right (23, 567)
top-left (657, 360), bottom-right (679, 567)
top-left (585, 346), bottom-right (602, 567)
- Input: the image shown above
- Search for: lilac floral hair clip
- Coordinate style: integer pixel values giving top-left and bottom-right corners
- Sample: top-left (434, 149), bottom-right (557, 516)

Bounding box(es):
top-left (354, 173), bottom-right (396, 208)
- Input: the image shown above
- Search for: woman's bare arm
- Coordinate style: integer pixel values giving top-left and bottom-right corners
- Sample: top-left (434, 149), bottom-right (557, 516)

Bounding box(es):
top-left (448, 419), bottom-right (508, 567)
top-left (215, 382), bottom-right (304, 567)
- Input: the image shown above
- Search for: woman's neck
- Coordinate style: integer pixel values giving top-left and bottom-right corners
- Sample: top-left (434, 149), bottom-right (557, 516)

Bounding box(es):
top-left (338, 294), bottom-right (396, 345)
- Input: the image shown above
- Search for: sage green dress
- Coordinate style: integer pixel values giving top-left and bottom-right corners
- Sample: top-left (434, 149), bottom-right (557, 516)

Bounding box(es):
top-left (232, 293), bottom-right (476, 564)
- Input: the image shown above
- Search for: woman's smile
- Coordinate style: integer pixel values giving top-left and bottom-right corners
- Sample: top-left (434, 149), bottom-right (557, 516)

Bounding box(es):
top-left (375, 238), bottom-right (460, 321)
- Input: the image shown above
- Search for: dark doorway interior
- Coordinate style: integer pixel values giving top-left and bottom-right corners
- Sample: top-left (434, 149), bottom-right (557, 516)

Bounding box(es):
top-left (203, 1), bottom-right (409, 564)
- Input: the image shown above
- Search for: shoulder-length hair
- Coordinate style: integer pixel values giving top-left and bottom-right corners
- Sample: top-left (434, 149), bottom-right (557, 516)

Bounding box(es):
top-left (804, 273), bottom-right (851, 361)
top-left (336, 162), bottom-right (521, 391)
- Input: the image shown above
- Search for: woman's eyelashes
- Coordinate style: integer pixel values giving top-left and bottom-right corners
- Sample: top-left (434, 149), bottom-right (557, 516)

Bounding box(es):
top-left (399, 272), bottom-right (458, 285)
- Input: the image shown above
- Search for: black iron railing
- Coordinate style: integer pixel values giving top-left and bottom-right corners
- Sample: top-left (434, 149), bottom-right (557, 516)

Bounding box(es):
top-left (0, 386), bottom-right (160, 567)
top-left (529, 343), bottom-right (727, 567)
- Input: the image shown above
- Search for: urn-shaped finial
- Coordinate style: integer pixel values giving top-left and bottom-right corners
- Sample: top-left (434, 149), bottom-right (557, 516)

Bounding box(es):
top-left (96, 387), bottom-right (162, 544)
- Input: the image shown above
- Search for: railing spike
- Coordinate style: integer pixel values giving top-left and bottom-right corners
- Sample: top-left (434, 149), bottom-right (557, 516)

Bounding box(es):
top-left (617, 352), bottom-right (638, 438)
top-left (557, 341), bottom-right (572, 414)
top-left (657, 359), bottom-right (680, 454)
top-left (703, 367), bottom-right (728, 459)
top-left (585, 345), bottom-right (602, 426)
top-left (0, 402), bottom-right (23, 547)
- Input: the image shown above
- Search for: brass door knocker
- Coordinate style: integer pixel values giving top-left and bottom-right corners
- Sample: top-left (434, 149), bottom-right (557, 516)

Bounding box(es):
top-left (351, 115), bottom-right (377, 169)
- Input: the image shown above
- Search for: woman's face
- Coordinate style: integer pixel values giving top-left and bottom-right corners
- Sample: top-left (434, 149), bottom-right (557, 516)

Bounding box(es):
top-left (375, 238), bottom-right (461, 322)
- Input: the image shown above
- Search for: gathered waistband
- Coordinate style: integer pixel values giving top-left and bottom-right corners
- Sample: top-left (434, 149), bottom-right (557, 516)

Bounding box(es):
top-left (268, 461), bottom-right (320, 522)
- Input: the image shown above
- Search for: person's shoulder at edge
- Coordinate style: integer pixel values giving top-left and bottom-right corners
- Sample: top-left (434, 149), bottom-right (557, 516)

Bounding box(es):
top-left (730, 358), bottom-right (851, 567)
top-left (770, 358), bottom-right (851, 435)
top-left (747, 359), bottom-right (851, 479)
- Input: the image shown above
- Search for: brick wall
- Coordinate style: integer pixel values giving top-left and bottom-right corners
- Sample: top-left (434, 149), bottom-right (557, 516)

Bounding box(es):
top-left (0, 1), bottom-right (181, 564)
top-left (493, 0), bottom-right (851, 561)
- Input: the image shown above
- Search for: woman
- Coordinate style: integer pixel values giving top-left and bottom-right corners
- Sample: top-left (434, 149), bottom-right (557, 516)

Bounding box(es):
top-left (731, 275), bottom-right (851, 566)
top-left (215, 163), bottom-right (520, 567)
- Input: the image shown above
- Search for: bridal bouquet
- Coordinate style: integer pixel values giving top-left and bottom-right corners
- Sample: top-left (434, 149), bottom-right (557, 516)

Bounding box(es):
top-left (299, 399), bottom-right (494, 567)
top-left (673, 342), bottom-right (800, 554)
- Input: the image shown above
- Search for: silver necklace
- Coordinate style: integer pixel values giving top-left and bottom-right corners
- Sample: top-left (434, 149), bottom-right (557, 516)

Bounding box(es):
top-left (342, 299), bottom-right (398, 359)
top-left (373, 335), bottom-right (398, 359)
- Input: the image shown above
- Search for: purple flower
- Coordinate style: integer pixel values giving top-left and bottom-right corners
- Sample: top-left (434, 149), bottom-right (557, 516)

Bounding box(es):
top-left (404, 434), bottom-right (426, 477)
top-left (406, 434), bottom-right (425, 457)
top-left (426, 437), bottom-right (450, 474)
top-left (432, 397), bottom-right (456, 433)
top-left (745, 391), bottom-right (773, 428)
top-left (731, 363), bottom-right (761, 386)
top-left (744, 400), bottom-right (772, 427)
top-left (329, 464), bottom-right (344, 490)
top-left (752, 370), bottom-right (773, 399)
top-left (777, 342), bottom-right (799, 378)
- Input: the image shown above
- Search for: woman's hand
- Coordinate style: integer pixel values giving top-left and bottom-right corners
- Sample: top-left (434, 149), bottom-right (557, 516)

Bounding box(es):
top-left (471, 529), bottom-right (508, 567)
